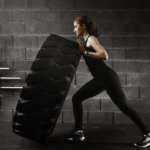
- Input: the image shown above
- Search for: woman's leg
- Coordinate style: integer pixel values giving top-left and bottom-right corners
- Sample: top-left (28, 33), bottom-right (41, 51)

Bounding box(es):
top-left (104, 69), bottom-right (149, 134)
top-left (72, 78), bottom-right (105, 130)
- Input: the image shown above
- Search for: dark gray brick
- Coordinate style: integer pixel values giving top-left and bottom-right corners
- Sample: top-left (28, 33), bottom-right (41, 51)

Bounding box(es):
top-left (127, 23), bottom-right (139, 35)
top-left (66, 84), bottom-right (103, 99)
top-left (113, 11), bottom-right (139, 23)
top-left (101, 0), bottom-right (126, 10)
top-left (140, 87), bottom-right (150, 99)
top-left (76, 0), bottom-right (101, 10)
top-left (51, 23), bottom-right (74, 35)
top-left (76, 73), bottom-right (93, 86)
top-left (0, 36), bottom-right (13, 48)
top-left (27, 0), bottom-right (50, 10)
top-left (101, 99), bottom-right (148, 112)
top-left (63, 110), bottom-right (87, 123)
top-left (76, 61), bottom-right (89, 73)
top-left (14, 60), bottom-right (33, 71)
top-left (0, 48), bottom-right (1, 59)
top-left (39, 11), bottom-right (63, 23)
top-left (2, 47), bottom-right (25, 60)
top-left (71, 76), bottom-right (76, 86)
top-left (127, 49), bottom-right (148, 60)
top-left (14, 36), bottom-right (38, 48)
top-left (3, 0), bottom-right (26, 10)
top-left (0, 61), bottom-right (13, 71)
top-left (26, 23), bottom-right (50, 35)
top-left (66, 85), bottom-right (81, 99)
top-left (129, 100), bottom-right (150, 112)
top-left (0, 110), bottom-right (12, 121)
top-left (63, 11), bottom-right (89, 22)
top-left (51, 0), bottom-right (75, 10)
top-left (127, 0), bottom-right (150, 10)
top-left (0, 23), bottom-right (1, 34)
top-left (62, 98), bottom-right (73, 110)
top-left (88, 11), bottom-right (114, 23)
top-left (127, 23), bottom-right (150, 35)
top-left (88, 111), bottom-right (113, 124)
top-left (114, 111), bottom-right (134, 124)
top-left (13, 11), bottom-right (38, 23)
top-left (96, 90), bottom-right (110, 99)
top-left (139, 112), bottom-right (150, 124)
top-left (127, 61), bottom-right (140, 73)
top-left (0, 11), bottom-right (12, 22)
top-left (63, 98), bottom-right (100, 111)
top-left (118, 73), bottom-right (126, 85)
top-left (114, 37), bottom-right (138, 48)
top-left (2, 23), bottom-right (25, 35)
top-left (101, 99), bottom-right (119, 111)
top-left (0, 0), bottom-right (2, 9)
top-left (0, 89), bottom-right (14, 97)
top-left (114, 61), bottom-right (140, 73)
top-left (1, 96), bottom-right (19, 109)
top-left (101, 23), bottom-right (126, 35)
top-left (114, 61), bottom-right (127, 72)
top-left (127, 73), bottom-right (140, 86)
top-left (140, 11), bottom-right (150, 23)
top-left (26, 48), bottom-right (38, 60)
top-left (14, 89), bottom-right (22, 97)
top-left (0, 71), bottom-right (25, 86)
top-left (1, 79), bottom-right (25, 87)
top-left (37, 36), bottom-right (48, 48)
top-left (123, 86), bottom-right (139, 99)
top-left (106, 49), bottom-right (126, 60)
top-left (140, 62), bottom-right (150, 73)
top-left (139, 37), bottom-right (150, 48)
top-left (139, 23), bottom-right (150, 35)
top-left (140, 74), bottom-right (150, 86)
top-left (104, 60), bottom-right (113, 69)
top-left (98, 37), bottom-right (113, 48)
top-left (57, 111), bottom-right (62, 123)
top-left (83, 98), bottom-right (100, 110)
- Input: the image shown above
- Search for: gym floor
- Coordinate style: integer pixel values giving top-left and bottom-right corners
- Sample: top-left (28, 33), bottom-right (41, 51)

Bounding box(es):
top-left (0, 122), bottom-right (149, 150)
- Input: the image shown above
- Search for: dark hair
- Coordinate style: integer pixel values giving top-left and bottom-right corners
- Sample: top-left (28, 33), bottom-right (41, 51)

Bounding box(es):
top-left (74, 16), bottom-right (99, 37)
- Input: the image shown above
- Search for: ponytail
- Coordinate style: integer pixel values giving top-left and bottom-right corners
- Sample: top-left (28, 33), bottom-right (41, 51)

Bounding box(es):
top-left (90, 22), bottom-right (99, 37)
top-left (74, 16), bottom-right (99, 37)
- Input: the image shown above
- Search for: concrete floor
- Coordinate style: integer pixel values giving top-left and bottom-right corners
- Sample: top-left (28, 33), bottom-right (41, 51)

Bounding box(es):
top-left (0, 122), bottom-right (150, 150)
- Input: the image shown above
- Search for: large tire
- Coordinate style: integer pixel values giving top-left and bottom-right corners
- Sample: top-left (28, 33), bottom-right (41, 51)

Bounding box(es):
top-left (12, 34), bottom-right (81, 142)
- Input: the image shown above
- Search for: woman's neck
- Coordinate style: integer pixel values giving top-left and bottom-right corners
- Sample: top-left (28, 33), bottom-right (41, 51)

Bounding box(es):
top-left (83, 31), bottom-right (90, 41)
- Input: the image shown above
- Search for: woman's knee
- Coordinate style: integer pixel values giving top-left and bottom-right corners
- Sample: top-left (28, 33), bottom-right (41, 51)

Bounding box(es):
top-left (72, 94), bottom-right (82, 104)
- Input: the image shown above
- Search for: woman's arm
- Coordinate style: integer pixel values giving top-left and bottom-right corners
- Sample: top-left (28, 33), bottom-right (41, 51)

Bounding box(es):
top-left (77, 36), bottom-right (108, 60)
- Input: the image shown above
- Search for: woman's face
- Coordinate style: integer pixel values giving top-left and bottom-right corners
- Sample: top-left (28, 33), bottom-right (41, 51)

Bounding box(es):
top-left (73, 21), bottom-right (84, 36)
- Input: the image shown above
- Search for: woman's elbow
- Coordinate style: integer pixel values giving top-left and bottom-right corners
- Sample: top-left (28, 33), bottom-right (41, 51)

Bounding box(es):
top-left (103, 53), bottom-right (108, 60)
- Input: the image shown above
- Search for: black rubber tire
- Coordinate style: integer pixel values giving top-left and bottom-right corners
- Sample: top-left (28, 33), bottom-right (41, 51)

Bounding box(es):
top-left (12, 34), bottom-right (81, 142)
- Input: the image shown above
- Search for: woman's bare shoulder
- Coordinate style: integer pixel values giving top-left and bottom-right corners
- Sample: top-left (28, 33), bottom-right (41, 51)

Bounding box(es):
top-left (88, 35), bottom-right (99, 45)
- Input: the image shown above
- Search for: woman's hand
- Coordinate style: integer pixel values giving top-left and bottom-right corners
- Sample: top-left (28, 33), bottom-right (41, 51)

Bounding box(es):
top-left (77, 39), bottom-right (85, 54)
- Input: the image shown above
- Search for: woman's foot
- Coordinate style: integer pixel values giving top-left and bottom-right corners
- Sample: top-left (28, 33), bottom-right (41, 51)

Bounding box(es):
top-left (134, 134), bottom-right (150, 148)
top-left (63, 129), bottom-right (85, 141)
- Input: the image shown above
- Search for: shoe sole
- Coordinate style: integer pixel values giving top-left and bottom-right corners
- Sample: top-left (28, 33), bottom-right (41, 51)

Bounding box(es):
top-left (134, 142), bottom-right (150, 148)
top-left (64, 137), bottom-right (85, 141)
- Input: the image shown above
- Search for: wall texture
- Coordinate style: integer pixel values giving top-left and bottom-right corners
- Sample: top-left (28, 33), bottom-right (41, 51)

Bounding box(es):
top-left (0, 0), bottom-right (150, 125)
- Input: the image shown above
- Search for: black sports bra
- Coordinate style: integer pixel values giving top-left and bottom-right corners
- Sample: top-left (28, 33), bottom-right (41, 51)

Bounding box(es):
top-left (82, 34), bottom-right (107, 78)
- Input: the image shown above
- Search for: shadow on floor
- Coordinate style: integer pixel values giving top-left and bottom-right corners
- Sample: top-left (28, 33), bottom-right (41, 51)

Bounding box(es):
top-left (0, 122), bottom-right (149, 150)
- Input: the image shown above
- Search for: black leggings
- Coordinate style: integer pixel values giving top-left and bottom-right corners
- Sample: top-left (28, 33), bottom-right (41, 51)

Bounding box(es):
top-left (72, 67), bottom-right (149, 134)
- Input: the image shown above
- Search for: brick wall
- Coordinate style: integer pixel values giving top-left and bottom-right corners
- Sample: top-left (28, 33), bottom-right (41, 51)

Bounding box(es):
top-left (0, 0), bottom-right (150, 124)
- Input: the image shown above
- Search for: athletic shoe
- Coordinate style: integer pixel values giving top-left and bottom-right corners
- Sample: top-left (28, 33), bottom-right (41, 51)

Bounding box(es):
top-left (134, 134), bottom-right (150, 148)
top-left (63, 129), bottom-right (85, 141)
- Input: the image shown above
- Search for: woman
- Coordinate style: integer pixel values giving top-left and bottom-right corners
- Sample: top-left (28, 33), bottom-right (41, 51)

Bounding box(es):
top-left (63, 16), bottom-right (150, 148)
